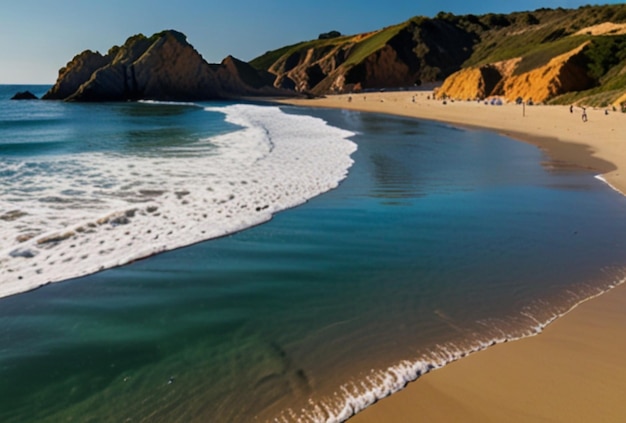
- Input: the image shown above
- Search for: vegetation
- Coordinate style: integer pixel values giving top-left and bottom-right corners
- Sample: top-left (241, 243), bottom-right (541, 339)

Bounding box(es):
top-left (513, 36), bottom-right (590, 75)
top-left (249, 3), bottom-right (626, 101)
top-left (552, 70), bottom-right (626, 107)
top-left (584, 35), bottom-right (626, 79)
top-left (318, 30), bottom-right (342, 40)
top-left (249, 35), bottom-right (351, 71)
top-left (343, 22), bottom-right (408, 67)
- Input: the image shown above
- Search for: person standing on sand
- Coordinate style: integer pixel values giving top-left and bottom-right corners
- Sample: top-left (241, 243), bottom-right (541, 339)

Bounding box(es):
top-left (570, 105), bottom-right (573, 113)
top-left (582, 107), bottom-right (588, 122)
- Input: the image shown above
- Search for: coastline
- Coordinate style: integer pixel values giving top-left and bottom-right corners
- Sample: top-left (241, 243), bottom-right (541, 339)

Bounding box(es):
top-left (278, 91), bottom-right (623, 190)
top-left (277, 92), bottom-right (626, 422)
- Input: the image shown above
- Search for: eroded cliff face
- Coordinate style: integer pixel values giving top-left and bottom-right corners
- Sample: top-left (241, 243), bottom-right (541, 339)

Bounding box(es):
top-left (501, 43), bottom-right (594, 103)
top-left (216, 56), bottom-right (290, 96)
top-left (267, 41), bottom-right (356, 93)
top-left (437, 43), bottom-right (595, 103)
top-left (44, 30), bottom-right (289, 102)
top-left (43, 51), bottom-right (111, 100)
top-left (262, 19), bottom-right (476, 95)
top-left (435, 65), bottom-right (505, 100)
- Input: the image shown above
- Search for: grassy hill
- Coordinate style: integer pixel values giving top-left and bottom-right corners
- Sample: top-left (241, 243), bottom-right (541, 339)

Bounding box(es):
top-left (250, 4), bottom-right (626, 106)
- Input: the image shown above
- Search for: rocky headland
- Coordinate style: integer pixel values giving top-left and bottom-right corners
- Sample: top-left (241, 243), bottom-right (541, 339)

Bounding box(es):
top-left (43, 30), bottom-right (291, 102)
top-left (41, 4), bottom-right (626, 106)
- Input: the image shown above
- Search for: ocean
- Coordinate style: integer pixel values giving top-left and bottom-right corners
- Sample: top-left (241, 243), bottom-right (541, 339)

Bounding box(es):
top-left (2, 84), bottom-right (626, 422)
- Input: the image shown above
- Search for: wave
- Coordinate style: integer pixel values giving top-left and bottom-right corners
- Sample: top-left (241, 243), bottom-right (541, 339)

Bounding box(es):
top-left (272, 275), bottom-right (626, 423)
top-left (138, 99), bottom-right (204, 108)
top-left (0, 104), bottom-right (357, 298)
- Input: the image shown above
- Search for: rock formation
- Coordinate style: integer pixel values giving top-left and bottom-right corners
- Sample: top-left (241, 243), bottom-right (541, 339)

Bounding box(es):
top-left (44, 30), bottom-right (291, 102)
top-left (254, 18), bottom-right (476, 95)
top-left (43, 50), bottom-right (111, 100)
top-left (251, 4), bottom-right (626, 104)
top-left (214, 56), bottom-right (283, 96)
top-left (11, 91), bottom-right (38, 100)
top-left (436, 43), bottom-right (595, 103)
top-left (43, 4), bottom-right (626, 105)
top-left (435, 65), bottom-right (504, 100)
top-left (499, 43), bottom-right (594, 103)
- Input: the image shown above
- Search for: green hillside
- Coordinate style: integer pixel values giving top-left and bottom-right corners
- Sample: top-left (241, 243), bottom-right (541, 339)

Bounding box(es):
top-left (250, 3), bottom-right (626, 105)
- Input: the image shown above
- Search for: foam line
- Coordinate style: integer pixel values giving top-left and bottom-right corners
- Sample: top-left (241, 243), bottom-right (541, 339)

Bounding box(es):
top-left (270, 277), bottom-right (626, 423)
top-left (0, 104), bottom-right (357, 298)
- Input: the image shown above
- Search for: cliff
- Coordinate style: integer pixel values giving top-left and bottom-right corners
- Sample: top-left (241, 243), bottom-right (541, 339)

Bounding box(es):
top-left (251, 18), bottom-right (476, 95)
top-left (44, 30), bottom-right (291, 102)
top-left (435, 64), bottom-right (506, 101)
top-left (44, 4), bottom-right (626, 105)
top-left (437, 44), bottom-right (595, 103)
top-left (43, 50), bottom-right (111, 100)
top-left (500, 44), bottom-right (594, 103)
top-left (251, 4), bottom-right (626, 105)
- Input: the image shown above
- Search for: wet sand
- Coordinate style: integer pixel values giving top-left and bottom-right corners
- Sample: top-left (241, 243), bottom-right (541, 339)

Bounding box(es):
top-left (278, 92), bottom-right (626, 422)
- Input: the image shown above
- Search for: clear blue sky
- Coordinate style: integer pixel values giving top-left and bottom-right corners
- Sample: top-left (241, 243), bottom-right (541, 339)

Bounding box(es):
top-left (0, 0), bottom-right (622, 83)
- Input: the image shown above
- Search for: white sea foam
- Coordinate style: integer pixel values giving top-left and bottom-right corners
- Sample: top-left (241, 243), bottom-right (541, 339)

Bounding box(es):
top-left (594, 174), bottom-right (623, 195)
top-left (270, 274), bottom-right (626, 423)
top-left (0, 104), bottom-right (357, 298)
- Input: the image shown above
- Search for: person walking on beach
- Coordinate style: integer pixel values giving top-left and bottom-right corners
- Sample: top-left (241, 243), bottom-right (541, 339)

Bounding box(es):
top-left (582, 107), bottom-right (588, 122)
top-left (570, 105), bottom-right (573, 113)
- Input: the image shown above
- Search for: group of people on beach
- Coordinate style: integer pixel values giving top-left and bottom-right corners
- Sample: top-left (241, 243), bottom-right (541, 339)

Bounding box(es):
top-left (570, 104), bottom-right (588, 122)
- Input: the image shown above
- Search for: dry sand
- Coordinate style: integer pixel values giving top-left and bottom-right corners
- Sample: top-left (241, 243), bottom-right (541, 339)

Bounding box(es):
top-left (278, 92), bottom-right (626, 422)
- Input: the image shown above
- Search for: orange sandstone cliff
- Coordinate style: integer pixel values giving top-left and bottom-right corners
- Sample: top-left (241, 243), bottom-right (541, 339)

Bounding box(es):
top-left (436, 43), bottom-right (595, 103)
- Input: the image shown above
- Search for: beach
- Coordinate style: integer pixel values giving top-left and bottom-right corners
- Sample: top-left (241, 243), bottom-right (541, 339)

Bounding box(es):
top-left (279, 92), bottom-right (626, 422)
top-left (4, 87), bottom-right (626, 422)
top-left (281, 91), bottom-right (623, 190)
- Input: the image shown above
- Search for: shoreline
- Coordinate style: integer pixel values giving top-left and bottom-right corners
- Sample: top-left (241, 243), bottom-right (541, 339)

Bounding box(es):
top-left (278, 91), bottom-right (623, 190)
top-left (277, 92), bottom-right (626, 422)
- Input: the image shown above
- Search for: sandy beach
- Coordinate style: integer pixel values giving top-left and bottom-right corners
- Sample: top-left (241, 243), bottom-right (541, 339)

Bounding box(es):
top-left (279, 92), bottom-right (626, 422)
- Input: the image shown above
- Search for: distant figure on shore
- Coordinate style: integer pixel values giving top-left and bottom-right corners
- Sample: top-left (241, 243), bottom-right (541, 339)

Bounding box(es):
top-left (348, 96), bottom-right (352, 103)
top-left (570, 105), bottom-right (573, 113)
top-left (582, 108), bottom-right (588, 122)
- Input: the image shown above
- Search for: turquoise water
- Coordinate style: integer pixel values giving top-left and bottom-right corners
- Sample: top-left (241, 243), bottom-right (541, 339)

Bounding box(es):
top-left (2, 86), bottom-right (626, 422)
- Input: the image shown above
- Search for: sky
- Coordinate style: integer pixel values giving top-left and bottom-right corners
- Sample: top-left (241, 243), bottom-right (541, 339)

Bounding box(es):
top-left (1, 0), bottom-right (623, 84)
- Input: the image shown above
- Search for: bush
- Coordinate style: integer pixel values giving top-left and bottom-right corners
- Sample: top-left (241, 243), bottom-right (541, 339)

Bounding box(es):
top-left (481, 13), bottom-right (511, 28)
top-left (585, 36), bottom-right (626, 80)
top-left (318, 31), bottom-right (342, 40)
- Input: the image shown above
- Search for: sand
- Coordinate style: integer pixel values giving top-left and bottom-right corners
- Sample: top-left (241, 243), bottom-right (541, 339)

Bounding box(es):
top-left (278, 92), bottom-right (626, 422)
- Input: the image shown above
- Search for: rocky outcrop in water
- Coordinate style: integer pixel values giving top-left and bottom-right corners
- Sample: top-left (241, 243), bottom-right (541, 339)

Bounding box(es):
top-left (43, 30), bottom-right (291, 102)
top-left (11, 91), bottom-right (38, 100)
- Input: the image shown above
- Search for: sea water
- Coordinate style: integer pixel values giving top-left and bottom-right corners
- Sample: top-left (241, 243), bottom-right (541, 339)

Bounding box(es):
top-left (0, 86), bottom-right (356, 297)
top-left (2, 85), bottom-right (626, 422)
